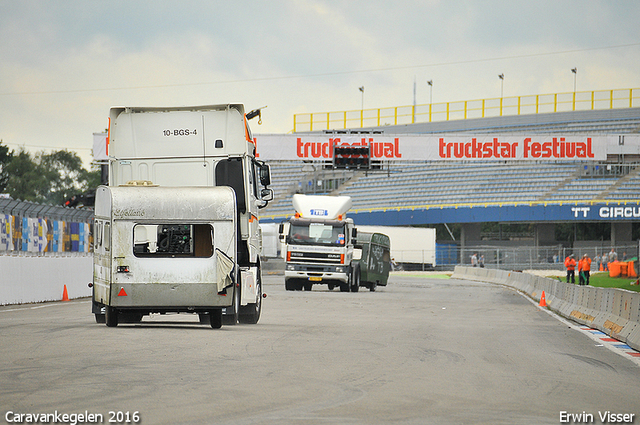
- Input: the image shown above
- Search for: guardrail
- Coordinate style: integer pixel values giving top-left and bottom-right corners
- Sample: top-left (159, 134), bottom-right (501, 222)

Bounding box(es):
top-left (293, 87), bottom-right (640, 132)
top-left (452, 266), bottom-right (640, 352)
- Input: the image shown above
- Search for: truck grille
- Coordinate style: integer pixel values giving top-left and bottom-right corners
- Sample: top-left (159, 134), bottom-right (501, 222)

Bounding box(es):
top-left (288, 251), bottom-right (342, 264)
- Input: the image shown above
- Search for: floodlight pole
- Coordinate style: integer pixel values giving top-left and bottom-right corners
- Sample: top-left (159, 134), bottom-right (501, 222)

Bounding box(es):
top-left (427, 80), bottom-right (433, 122)
top-left (571, 68), bottom-right (577, 110)
top-left (498, 74), bottom-right (504, 116)
top-left (359, 86), bottom-right (365, 127)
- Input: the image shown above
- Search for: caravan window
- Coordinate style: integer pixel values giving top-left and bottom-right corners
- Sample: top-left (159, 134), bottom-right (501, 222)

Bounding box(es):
top-left (133, 224), bottom-right (213, 258)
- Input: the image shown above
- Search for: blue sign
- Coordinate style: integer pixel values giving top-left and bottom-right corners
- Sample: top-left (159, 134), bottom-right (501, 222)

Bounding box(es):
top-left (346, 202), bottom-right (640, 226)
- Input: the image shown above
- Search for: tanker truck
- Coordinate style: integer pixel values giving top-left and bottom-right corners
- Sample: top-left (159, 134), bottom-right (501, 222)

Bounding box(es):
top-left (91, 104), bottom-right (273, 328)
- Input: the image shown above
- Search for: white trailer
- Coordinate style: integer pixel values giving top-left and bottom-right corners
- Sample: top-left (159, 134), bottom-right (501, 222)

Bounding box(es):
top-left (356, 226), bottom-right (436, 269)
top-left (92, 104), bottom-right (272, 327)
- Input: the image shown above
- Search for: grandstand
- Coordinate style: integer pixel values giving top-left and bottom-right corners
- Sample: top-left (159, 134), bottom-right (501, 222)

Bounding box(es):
top-left (260, 107), bottom-right (640, 221)
top-left (259, 104), bottom-right (640, 270)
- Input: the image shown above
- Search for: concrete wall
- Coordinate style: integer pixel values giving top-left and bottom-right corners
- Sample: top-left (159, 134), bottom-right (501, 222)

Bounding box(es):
top-left (0, 254), bottom-right (92, 305)
top-left (452, 266), bottom-right (640, 352)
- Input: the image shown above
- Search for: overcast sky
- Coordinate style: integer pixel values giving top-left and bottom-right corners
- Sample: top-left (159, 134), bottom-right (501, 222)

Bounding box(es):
top-left (1, 0), bottom-right (639, 167)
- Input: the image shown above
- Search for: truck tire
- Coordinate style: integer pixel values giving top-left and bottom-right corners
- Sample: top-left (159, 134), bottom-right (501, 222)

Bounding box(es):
top-left (350, 264), bottom-right (360, 292)
top-left (95, 313), bottom-right (106, 323)
top-left (210, 309), bottom-right (223, 329)
top-left (105, 306), bottom-right (118, 327)
top-left (223, 284), bottom-right (240, 325)
top-left (239, 271), bottom-right (262, 324)
top-left (369, 281), bottom-right (377, 292)
top-left (303, 282), bottom-right (313, 291)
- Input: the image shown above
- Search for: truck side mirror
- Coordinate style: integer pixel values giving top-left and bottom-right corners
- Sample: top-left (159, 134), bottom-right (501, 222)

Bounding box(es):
top-left (352, 228), bottom-right (357, 238)
top-left (259, 163), bottom-right (271, 186)
top-left (278, 223), bottom-right (284, 234)
top-left (261, 188), bottom-right (274, 202)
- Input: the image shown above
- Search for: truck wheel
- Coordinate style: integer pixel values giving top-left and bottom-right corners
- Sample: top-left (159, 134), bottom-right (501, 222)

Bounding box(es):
top-left (223, 284), bottom-right (239, 325)
top-left (285, 279), bottom-right (295, 291)
top-left (303, 282), bottom-right (313, 291)
top-left (239, 273), bottom-right (262, 324)
top-left (350, 265), bottom-right (360, 292)
top-left (210, 309), bottom-right (223, 329)
top-left (328, 283), bottom-right (335, 291)
top-left (369, 281), bottom-right (377, 292)
top-left (105, 306), bottom-right (118, 327)
top-left (95, 313), bottom-right (106, 323)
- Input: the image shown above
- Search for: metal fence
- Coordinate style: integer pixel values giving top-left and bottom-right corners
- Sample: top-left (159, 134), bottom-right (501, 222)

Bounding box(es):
top-left (395, 243), bottom-right (640, 272)
top-left (0, 197), bottom-right (94, 255)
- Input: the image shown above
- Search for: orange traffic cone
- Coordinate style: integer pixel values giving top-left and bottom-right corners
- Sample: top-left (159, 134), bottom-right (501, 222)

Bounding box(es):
top-left (539, 291), bottom-right (547, 307)
top-left (62, 285), bottom-right (69, 302)
top-left (600, 262), bottom-right (604, 271)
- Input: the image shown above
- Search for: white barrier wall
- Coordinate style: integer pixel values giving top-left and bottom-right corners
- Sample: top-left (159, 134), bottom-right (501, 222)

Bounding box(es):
top-left (0, 255), bottom-right (92, 305)
top-left (452, 266), bottom-right (640, 352)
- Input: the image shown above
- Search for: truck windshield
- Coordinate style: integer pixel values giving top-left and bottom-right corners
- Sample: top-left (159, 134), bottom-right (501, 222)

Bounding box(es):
top-left (289, 222), bottom-right (346, 246)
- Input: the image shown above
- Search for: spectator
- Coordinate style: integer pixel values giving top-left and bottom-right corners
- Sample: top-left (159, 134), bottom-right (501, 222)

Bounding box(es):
top-left (471, 253), bottom-right (478, 267)
top-left (479, 255), bottom-right (485, 268)
top-left (565, 254), bottom-right (576, 284)
top-left (594, 254), bottom-right (601, 271)
top-left (609, 248), bottom-right (618, 263)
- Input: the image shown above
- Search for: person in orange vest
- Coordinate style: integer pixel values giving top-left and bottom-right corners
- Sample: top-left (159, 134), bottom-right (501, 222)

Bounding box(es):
top-left (578, 256), bottom-right (585, 285)
top-left (580, 254), bottom-right (591, 285)
top-left (565, 254), bottom-right (576, 284)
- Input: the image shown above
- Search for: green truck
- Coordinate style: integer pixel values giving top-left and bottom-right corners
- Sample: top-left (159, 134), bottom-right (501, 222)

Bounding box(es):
top-left (356, 231), bottom-right (391, 291)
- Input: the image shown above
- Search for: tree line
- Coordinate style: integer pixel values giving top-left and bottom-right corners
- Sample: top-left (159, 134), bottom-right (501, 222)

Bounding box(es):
top-left (0, 140), bottom-right (100, 206)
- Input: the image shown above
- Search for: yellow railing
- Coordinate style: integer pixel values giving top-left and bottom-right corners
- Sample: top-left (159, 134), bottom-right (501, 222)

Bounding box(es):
top-left (292, 88), bottom-right (640, 133)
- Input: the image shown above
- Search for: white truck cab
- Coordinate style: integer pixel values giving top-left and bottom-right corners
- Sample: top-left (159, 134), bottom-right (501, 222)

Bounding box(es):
top-left (92, 104), bottom-right (272, 327)
top-left (280, 194), bottom-right (360, 292)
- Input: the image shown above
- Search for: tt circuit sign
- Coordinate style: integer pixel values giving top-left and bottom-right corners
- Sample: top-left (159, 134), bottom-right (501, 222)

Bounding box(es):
top-left (572, 205), bottom-right (640, 220)
top-left (251, 134), bottom-right (636, 161)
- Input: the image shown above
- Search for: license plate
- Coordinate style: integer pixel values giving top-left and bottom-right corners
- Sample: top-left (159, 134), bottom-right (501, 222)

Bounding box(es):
top-left (309, 276), bottom-right (322, 281)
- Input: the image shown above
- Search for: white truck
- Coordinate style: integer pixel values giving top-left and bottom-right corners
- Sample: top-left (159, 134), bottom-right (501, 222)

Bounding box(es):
top-left (91, 104), bottom-right (273, 328)
top-left (280, 194), bottom-right (361, 292)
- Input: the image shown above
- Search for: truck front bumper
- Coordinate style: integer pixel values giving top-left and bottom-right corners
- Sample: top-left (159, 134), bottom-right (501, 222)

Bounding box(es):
top-left (284, 263), bottom-right (349, 284)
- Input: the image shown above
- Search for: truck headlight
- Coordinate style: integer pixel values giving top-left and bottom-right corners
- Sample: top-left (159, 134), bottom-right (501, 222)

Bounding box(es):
top-left (287, 264), bottom-right (296, 271)
top-left (335, 266), bottom-right (344, 273)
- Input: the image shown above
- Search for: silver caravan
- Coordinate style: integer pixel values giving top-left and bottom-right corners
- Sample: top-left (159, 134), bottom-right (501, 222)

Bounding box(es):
top-left (92, 104), bottom-right (272, 328)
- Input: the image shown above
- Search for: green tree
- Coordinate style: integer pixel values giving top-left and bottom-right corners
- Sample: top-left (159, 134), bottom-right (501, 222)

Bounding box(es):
top-left (4, 149), bottom-right (49, 202)
top-left (0, 140), bottom-right (13, 193)
top-left (4, 147), bottom-right (101, 205)
top-left (38, 150), bottom-right (93, 205)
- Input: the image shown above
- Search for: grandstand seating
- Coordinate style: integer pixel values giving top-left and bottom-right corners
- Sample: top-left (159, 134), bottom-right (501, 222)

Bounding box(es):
top-left (259, 108), bottom-right (640, 221)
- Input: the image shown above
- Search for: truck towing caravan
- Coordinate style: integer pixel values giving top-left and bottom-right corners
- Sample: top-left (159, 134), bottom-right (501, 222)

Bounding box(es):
top-left (91, 104), bottom-right (273, 328)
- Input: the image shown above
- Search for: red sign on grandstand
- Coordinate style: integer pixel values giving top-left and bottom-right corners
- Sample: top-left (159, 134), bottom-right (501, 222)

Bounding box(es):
top-left (253, 134), bottom-right (617, 161)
